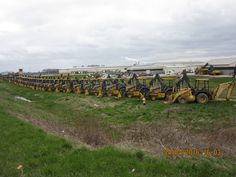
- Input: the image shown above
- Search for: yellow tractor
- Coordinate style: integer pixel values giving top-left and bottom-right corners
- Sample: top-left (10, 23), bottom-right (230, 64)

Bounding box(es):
top-left (125, 74), bottom-right (149, 105)
top-left (103, 78), bottom-right (126, 99)
top-left (196, 63), bottom-right (221, 75)
top-left (167, 70), bottom-right (235, 104)
top-left (70, 79), bottom-right (84, 94)
top-left (83, 79), bottom-right (103, 97)
top-left (105, 78), bottom-right (122, 98)
top-left (149, 74), bottom-right (176, 100)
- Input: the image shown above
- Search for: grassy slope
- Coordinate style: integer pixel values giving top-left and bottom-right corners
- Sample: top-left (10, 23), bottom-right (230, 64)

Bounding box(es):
top-left (0, 78), bottom-right (236, 176)
top-left (0, 109), bottom-right (236, 177)
top-left (1, 79), bottom-right (235, 130)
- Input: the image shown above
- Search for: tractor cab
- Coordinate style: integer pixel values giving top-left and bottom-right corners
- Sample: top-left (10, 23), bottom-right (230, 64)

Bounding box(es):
top-left (194, 78), bottom-right (210, 92)
top-left (193, 78), bottom-right (211, 103)
top-left (137, 77), bottom-right (148, 86)
top-left (162, 77), bottom-right (176, 92)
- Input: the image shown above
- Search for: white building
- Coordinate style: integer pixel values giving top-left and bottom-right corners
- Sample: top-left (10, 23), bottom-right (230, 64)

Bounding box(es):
top-left (207, 58), bottom-right (236, 75)
top-left (163, 65), bottom-right (190, 75)
top-left (59, 66), bottom-right (127, 74)
top-left (161, 61), bottom-right (204, 75)
top-left (57, 57), bottom-right (236, 76)
top-left (126, 64), bottom-right (164, 75)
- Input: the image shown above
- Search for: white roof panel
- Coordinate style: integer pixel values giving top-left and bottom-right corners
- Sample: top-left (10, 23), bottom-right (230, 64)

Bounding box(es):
top-left (208, 58), bottom-right (236, 66)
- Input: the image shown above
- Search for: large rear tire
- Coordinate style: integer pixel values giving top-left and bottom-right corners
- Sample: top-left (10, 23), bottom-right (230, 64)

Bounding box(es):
top-left (196, 93), bottom-right (209, 104)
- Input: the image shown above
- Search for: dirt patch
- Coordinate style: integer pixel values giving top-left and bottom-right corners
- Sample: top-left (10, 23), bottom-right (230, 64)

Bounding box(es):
top-left (122, 121), bottom-right (236, 156)
top-left (16, 114), bottom-right (236, 156)
top-left (208, 127), bottom-right (236, 155)
top-left (18, 114), bottom-right (120, 148)
top-left (75, 118), bottom-right (120, 146)
top-left (163, 107), bottom-right (183, 113)
top-left (123, 121), bottom-right (197, 154)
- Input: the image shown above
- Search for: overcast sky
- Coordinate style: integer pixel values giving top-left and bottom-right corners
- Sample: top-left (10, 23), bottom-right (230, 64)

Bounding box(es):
top-left (0, 0), bottom-right (236, 72)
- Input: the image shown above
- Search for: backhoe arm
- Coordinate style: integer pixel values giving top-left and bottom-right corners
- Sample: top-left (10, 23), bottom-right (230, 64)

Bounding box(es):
top-left (212, 81), bottom-right (235, 100)
top-left (175, 70), bottom-right (193, 90)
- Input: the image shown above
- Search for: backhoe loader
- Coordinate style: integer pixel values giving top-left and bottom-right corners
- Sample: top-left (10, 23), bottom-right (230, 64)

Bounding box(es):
top-left (71, 80), bottom-right (82, 93)
top-left (102, 78), bottom-right (126, 99)
top-left (167, 70), bottom-right (235, 104)
top-left (195, 63), bottom-right (221, 75)
top-left (83, 79), bottom-right (103, 97)
top-left (149, 74), bottom-right (175, 100)
top-left (125, 74), bottom-right (149, 105)
top-left (166, 71), bottom-right (196, 104)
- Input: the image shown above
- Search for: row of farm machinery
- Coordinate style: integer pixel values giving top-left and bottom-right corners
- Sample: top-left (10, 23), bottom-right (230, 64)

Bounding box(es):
top-left (1, 71), bottom-right (235, 105)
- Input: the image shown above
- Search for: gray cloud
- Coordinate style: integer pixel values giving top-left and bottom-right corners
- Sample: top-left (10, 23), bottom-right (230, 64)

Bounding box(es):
top-left (0, 0), bottom-right (236, 71)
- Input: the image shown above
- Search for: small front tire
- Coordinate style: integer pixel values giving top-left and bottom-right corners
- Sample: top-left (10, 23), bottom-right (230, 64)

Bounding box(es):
top-left (178, 96), bottom-right (187, 104)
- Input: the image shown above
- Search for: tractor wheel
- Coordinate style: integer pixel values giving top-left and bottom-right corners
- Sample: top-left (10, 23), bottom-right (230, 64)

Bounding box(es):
top-left (178, 96), bottom-right (187, 104)
top-left (196, 93), bottom-right (209, 104)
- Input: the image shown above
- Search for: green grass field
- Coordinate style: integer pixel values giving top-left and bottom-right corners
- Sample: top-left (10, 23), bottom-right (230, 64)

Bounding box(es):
top-left (0, 78), bottom-right (236, 177)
